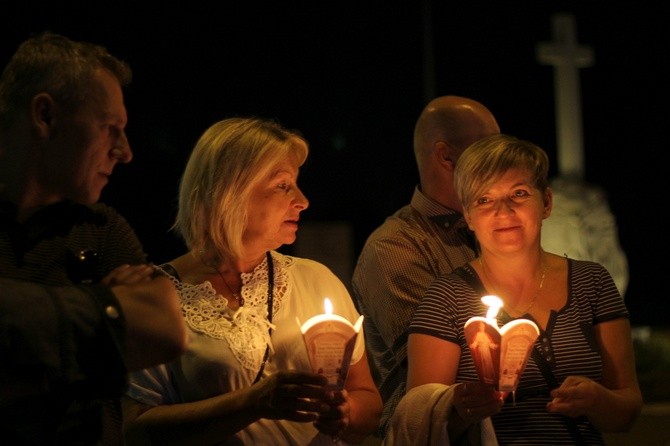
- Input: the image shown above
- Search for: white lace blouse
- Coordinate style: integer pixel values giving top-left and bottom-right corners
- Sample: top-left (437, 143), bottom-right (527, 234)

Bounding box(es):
top-left (126, 251), bottom-right (365, 445)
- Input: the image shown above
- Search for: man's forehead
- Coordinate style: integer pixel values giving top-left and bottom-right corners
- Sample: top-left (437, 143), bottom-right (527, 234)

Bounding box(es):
top-left (92, 68), bottom-right (127, 123)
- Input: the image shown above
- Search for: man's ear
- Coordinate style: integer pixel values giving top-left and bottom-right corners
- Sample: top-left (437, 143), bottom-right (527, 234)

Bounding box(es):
top-left (542, 187), bottom-right (553, 219)
top-left (436, 141), bottom-right (457, 171)
top-left (31, 93), bottom-right (56, 140)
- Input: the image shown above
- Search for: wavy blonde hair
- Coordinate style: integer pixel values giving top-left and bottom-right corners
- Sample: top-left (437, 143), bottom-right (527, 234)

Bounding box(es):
top-left (174, 117), bottom-right (309, 260)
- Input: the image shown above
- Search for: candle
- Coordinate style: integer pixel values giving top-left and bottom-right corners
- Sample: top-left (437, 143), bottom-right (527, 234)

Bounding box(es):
top-left (297, 297), bottom-right (364, 389)
top-left (482, 294), bottom-right (503, 320)
top-left (300, 297), bottom-right (357, 327)
top-left (464, 293), bottom-right (539, 397)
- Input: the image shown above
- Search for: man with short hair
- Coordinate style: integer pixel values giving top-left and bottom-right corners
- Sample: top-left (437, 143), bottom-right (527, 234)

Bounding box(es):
top-left (0, 31), bottom-right (186, 444)
top-left (352, 95), bottom-right (500, 438)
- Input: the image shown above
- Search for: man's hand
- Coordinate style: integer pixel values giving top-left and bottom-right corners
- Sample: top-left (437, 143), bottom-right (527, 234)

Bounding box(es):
top-left (113, 277), bottom-right (187, 370)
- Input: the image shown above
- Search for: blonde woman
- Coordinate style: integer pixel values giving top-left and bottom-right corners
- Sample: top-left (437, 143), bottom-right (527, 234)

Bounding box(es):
top-left (404, 134), bottom-right (641, 444)
top-left (122, 117), bottom-right (381, 445)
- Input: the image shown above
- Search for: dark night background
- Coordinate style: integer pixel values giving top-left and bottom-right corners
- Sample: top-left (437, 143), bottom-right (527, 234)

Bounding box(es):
top-left (2, 1), bottom-right (668, 327)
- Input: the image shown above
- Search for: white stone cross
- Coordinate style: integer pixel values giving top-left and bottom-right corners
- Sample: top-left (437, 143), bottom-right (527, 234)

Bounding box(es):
top-left (536, 12), bottom-right (593, 180)
top-left (536, 14), bottom-right (629, 297)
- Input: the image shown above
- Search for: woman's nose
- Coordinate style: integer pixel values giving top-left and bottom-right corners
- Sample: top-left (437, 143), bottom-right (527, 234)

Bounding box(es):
top-left (494, 198), bottom-right (514, 214)
top-left (294, 188), bottom-right (309, 210)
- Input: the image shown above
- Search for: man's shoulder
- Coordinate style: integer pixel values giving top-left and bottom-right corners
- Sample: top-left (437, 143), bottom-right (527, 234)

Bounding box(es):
top-left (371, 204), bottom-right (425, 231)
top-left (361, 204), bottom-right (436, 247)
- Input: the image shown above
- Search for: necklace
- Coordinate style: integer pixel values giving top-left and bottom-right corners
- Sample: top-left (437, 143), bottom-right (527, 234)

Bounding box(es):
top-left (216, 268), bottom-right (245, 306)
top-left (200, 252), bottom-right (274, 383)
top-left (478, 257), bottom-right (547, 316)
top-left (202, 257), bottom-right (245, 306)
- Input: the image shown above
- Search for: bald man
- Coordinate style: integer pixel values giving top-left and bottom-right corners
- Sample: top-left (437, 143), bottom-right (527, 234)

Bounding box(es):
top-left (351, 96), bottom-right (500, 438)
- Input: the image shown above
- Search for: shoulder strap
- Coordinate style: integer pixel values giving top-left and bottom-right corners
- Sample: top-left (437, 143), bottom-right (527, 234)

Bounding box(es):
top-left (453, 265), bottom-right (486, 296)
top-left (252, 251), bottom-right (274, 384)
top-left (157, 263), bottom-right (181, 281)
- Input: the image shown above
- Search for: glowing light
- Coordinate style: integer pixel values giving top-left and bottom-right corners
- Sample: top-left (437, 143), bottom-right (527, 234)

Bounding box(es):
top-left (482, 295), bottom-right (503, 320)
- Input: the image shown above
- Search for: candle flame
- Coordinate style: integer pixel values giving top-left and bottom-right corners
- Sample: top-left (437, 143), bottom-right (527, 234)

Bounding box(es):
top-left (324, 297), bottom-right (333, 315)
top-left (481, 295), bottom-right (503, 319)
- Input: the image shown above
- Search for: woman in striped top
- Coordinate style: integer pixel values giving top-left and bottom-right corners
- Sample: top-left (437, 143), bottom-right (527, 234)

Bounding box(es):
top-left (405, 134), bottom-right (642, 444)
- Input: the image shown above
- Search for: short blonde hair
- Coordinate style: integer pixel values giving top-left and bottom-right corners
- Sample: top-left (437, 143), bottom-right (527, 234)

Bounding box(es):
top-left (174, 117), bottom-right (309, 260)
top-left (455, 134), bottom-right (549, 209)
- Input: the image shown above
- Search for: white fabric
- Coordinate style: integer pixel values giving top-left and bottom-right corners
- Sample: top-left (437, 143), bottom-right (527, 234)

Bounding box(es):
top-left (127, 251), bottom-right (365, 445)
top-left (542, 177), bottom-right (629, 297)
top-left (158, 254), bottom-right (283, 374)
top-left (384, 383), bottom-right (498, 446)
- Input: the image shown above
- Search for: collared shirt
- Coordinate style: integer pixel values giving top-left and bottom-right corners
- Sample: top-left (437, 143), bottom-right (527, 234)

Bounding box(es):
top-left (351, 186), bottom-right (478, 437)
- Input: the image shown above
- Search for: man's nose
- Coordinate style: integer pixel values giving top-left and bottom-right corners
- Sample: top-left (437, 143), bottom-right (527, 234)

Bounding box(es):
top-left (111, 132), bottom-right (132, 163)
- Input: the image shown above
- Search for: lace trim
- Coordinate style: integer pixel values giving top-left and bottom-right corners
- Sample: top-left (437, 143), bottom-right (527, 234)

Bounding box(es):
top-left (155, 252), bottom-right (294, 373)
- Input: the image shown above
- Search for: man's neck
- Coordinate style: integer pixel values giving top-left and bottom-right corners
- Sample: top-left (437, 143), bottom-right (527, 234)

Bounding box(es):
top-left (5, 186), bottom-right (63, 223)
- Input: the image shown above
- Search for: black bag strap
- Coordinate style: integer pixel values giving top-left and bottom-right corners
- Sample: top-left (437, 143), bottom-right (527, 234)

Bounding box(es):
top-left (252, 251), bottom-right (274, 384)
top-left (453, 265), bottom-right (486, 295)
top-left (531, 345), bottom-right (585, 444)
